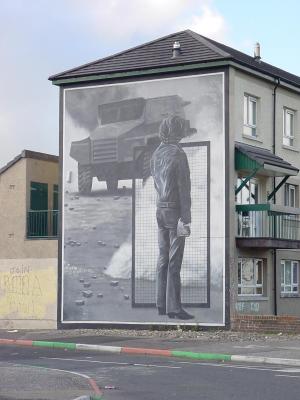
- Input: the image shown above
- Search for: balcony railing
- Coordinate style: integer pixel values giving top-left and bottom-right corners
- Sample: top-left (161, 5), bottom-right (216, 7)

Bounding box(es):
top-left (27, 210), bottom-right (59, 238)
top-left (236, 204), bottom-right (300, 241)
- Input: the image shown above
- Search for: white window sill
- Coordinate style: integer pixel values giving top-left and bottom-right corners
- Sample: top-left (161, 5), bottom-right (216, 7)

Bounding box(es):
top-left (280, 293), bottom-right (300, 298)
top-left (237, 296), bottom-right (268, 301)
top-left (242, 134), bottom-right (263, 143)
top-left (282, 145), bottom-right (299, 153)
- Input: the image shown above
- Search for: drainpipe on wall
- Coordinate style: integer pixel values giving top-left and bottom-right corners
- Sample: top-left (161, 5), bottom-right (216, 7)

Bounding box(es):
top-left (272, 77), bottom-right (280, 316)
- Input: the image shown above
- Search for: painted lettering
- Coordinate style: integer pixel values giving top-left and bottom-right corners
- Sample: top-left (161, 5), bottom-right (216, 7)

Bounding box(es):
top-left (250, 302), bottom-right (259, 312)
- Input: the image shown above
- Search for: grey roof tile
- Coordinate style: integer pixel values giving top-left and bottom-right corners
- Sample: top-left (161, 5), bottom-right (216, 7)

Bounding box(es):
top-left (201, 33), bottom-right (300, 88)
top-left (49, 30), bottom-right (227, 80)
top-left (49, 29), bottom-right (300, 88)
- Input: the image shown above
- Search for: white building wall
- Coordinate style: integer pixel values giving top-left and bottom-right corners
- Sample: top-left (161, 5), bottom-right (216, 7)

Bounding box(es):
top-left (229, 67), bottom-right (300, 317)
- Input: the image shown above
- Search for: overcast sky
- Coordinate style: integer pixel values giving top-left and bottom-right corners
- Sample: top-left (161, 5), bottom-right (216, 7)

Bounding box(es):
top-left (1, 0), bottom-right (299, 166)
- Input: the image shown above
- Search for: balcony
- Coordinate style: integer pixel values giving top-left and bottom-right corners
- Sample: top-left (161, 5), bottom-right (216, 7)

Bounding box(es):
top-left (236, 204), bottom-right (300, 249)
top-left (27, 210), bottom-right (58, 239)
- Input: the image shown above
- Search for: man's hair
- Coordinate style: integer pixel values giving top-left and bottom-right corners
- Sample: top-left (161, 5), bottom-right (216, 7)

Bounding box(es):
top-left (159, 115), bottom-right (185, 144)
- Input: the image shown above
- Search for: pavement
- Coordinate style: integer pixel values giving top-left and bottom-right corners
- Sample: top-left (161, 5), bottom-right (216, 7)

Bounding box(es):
top-left (1, 328), bottom-right (300, 367)
top-left (0, 363), bottom-right (97, 400)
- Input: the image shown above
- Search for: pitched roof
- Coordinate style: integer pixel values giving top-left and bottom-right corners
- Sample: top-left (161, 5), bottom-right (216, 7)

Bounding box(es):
top-left (49, 29), bottom-right (300, 88)
top-left (0, 150), bottom-right (58, 176)
top-left (235, 141), bottom-right (299, 176)
top-left (200, 33), bottom-right (300, 88)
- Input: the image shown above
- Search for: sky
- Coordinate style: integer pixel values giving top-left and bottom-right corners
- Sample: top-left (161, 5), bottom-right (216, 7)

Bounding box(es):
top-left (1, 0), bottom-right (300, 166)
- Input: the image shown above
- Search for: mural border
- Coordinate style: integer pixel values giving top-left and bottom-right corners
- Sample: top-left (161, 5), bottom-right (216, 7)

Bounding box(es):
top-left (58, 69), bottom-right (227, 328)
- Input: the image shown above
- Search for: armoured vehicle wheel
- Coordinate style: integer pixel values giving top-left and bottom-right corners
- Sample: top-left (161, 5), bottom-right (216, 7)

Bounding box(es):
top-left (78, 164), bottom-right (92, 194)
top-left (106, 178), bottom-right (118, 194)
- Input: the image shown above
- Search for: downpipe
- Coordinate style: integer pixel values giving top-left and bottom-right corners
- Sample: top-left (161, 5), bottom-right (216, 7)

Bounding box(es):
top-left (272, 77), bottom-right (280, 316)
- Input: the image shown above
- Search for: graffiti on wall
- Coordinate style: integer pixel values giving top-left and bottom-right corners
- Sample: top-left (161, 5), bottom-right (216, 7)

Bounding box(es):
top-left (235, 302), bottom-right (260, 313)
top-left (0, 259), bottom-right (57, 319)
top-left (62, 73), bottom-right (225, 325)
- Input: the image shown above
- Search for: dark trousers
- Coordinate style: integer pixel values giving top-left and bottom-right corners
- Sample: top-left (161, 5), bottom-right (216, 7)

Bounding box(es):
top-left (156, 207), bottom-right (185, 314)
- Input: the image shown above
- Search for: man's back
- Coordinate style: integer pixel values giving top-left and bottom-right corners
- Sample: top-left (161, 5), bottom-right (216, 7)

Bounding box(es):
top-left (150, 142), bottom-right (191, 224)
top-left (151, 143), bottom-right (182, 202)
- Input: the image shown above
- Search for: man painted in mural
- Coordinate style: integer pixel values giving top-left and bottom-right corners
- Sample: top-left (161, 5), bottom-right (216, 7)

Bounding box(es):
top-left (150, 115), bottom-right (194, 320)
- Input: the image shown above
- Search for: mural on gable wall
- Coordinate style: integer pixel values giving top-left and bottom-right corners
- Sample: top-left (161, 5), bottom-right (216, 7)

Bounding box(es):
top-left (62, 73), bottom-right (225, 325)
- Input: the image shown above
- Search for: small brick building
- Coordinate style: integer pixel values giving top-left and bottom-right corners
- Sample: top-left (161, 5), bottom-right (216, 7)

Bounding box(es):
top-left (0, 150), bottom-right (58, 329)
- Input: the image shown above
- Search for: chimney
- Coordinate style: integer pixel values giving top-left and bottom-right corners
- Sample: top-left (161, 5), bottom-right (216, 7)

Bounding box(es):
top-left (254, 42), bottom-right (261, 62)
top-left (172, 41), bottom-right (181, 58)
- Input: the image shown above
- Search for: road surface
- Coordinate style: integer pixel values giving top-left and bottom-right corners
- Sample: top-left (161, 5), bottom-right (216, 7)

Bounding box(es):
top-left (0, 343), bottom-right (300, 399)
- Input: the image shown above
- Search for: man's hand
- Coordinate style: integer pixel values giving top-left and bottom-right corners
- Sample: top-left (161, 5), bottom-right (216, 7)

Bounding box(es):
top-left (177, 219), bottom-right (191, 237)
top-left (184, 223), bottom-right (191, 237)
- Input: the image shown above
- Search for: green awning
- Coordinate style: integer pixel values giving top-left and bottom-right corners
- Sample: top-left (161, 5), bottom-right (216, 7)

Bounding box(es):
top-left (235, 142), bottom-right (299, 177)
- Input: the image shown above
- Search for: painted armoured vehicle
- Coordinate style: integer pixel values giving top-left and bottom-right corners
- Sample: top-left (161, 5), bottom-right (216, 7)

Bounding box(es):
top-left (70, 95), bottom-right (196, 194)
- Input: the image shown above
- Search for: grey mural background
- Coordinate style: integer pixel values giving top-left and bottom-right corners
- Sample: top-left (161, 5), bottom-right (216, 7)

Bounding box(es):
top-left (62, 73), bottom-right (225, 325)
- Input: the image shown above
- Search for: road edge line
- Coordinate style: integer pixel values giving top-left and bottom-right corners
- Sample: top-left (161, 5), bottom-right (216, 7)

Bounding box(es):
top-left (231, 355), bottom-right (300, 367)
top-left (2, 338), bottom-right (300, 367)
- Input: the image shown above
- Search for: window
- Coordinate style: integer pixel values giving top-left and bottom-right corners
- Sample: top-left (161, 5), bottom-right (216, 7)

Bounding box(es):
top-left (283, 108), bottom-right (295, 147)
top-left (236, 178), bottom-right (259, 205)
top-left (30, 181), bottom-right (48, 211)
top-left (284, 184), bottom-right (297, 208)
top-left (244, 94), bottom-right (257, 137)
top-left (236, 179), bottom-right (262, 237)
top-left (238, 258), bottom-right (264, 295)
top-left (28, 182), bottom-right (48, 237)
top-left (27, 182), bottom-right (58, 239)
top-left (281, 260), bottom-right (299, 294)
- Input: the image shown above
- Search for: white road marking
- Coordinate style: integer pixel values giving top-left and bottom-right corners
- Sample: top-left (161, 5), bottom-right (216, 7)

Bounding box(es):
top-left (234, 345), bottom-right (300, 351)
top-left (39, 356), bottom-right (300, 375)
top-left (276, 368), bottom-right (300, 373)
top-left (9, 361), bottom-right (91, 380)
top-left (41, 357), bottom-right (129, 366)
top-left (133, 363), bottom-right (180, 369)
top-left (169, 360), bottom-right (288, 372)
top-left (35, 365), bottom-right (91, 380)
top-left (275, 374), bottom-right (300, 379)
top-left (277, 346), bottom-right (300, 351)
top-left (40, 357), bottom-right (181, 369)
top-left (233, 345), bottom-right (269, 349)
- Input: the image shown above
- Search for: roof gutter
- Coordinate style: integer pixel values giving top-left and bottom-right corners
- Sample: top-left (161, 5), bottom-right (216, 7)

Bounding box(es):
top-left (50, 60), bottom-right (230, 86)
top-left (50, 60), bottom-right (300, 94)
top-left (272, 78), bottom-right (280, 156)
top-left (263, 163), bottom-right (298, 177)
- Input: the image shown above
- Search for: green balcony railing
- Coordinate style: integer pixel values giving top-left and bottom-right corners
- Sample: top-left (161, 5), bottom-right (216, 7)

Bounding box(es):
top-left (236, 204), bottom-right (300, 241)
top-left (27, 210), bottom-right (59, 238)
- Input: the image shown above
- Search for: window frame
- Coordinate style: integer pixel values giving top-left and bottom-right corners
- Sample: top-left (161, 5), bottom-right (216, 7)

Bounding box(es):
top-left (283, 107), bottom-right (295, 147)
top-left (27, 181), bottom-right (49, 238)
top-left (238, 258), bottom-right (264, 296)
top-left (243, 94), bottom-right (258, 137)
top-left (284, 183), bottom-right (297, 208)
top-left (281, 260), bottom-right (299, 295)
top-left (236, 177), bottom-right (259, 205)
